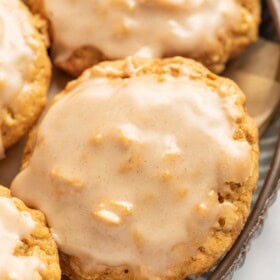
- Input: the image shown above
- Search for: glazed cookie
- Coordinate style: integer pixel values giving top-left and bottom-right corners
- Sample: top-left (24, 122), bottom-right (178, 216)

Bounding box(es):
top-left (11, 57), bottom-right (258, 279)
top-left (25, 0), bottom-right (260, 76)
top-left (0, 185), bottom-right (60, 279)
top-left (0, 0), bottom-right (51, 158)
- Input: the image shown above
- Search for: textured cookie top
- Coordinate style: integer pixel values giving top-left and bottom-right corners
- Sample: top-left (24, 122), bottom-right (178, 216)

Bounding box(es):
top-left (0, 196), bottom-right (45, 279)
top-left (0, 0), bottom-right (35, 156)
top-left (0, 186), bottom-right (61, 280)
top-left (12, 58), bottom-right (257, 279)
top-left (42, 0), bottom-right (240, 63)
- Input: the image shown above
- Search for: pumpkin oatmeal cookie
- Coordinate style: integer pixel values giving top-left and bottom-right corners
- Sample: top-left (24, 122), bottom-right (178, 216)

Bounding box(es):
top-left (12, 57), bottom-right (258, 279)
top-left (0, 185), bottom-right (60, 279)
top-left (25, 0), bottom-right (259, 76)
top-left (0, 0), bottom-right (51, 158)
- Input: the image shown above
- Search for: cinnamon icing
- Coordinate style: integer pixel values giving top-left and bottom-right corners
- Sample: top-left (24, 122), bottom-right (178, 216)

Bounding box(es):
top-left (42, 0), bottom-right (240, 63)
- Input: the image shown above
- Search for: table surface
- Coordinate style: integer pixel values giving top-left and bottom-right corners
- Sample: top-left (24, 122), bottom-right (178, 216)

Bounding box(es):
top-left (234, 194), bottom-right (280, 280)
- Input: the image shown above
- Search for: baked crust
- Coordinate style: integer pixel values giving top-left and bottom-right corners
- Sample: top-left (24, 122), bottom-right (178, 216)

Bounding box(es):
top-left (1, 1), bottom-right (51, 150)
top-left (21, 57), bottom-right (259, 279)
top-left (24, 0), bottom-right (260, 76)
top-left (0, 185), bottom-right (61, 280)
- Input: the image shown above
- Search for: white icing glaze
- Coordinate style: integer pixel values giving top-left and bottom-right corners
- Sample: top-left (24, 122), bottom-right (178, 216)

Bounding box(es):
top-left (43, 0), bottom-right (240, 63)
top-left (0, 197), bottom-right (45, 279)
top-left (12, 71), bottom-right (253, 277)
top-left (0, 0), bottom-right (35, 157)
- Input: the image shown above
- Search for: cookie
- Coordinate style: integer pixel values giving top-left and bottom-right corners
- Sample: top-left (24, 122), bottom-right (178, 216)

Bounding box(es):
top-left (11, 57), bottom-right (258, 279)
top-left (0, 185), bottom-right (60, 279)
top-left (0, 0), bottom-right (51, 158)
top-left (25, 0), bottom-right (259, 76)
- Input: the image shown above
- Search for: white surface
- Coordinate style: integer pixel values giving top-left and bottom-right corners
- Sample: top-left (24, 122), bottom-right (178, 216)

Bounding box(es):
top-left (234, 195), bottom-right (280, 280)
